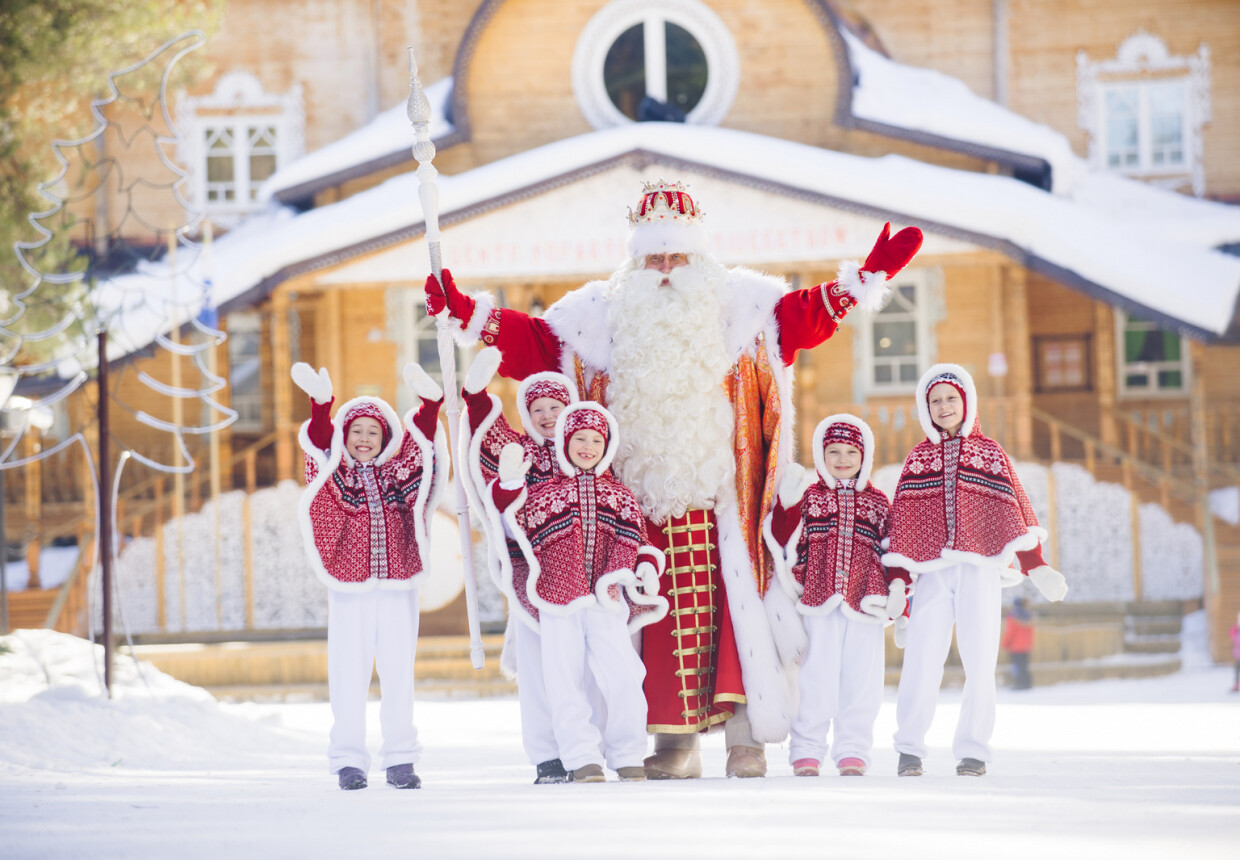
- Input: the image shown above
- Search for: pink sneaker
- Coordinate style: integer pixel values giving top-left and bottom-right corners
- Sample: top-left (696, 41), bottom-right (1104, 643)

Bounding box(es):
top-left (838, 757), bottom-right (866, 776)
top-left (792, 758), bottom-right (820, 777)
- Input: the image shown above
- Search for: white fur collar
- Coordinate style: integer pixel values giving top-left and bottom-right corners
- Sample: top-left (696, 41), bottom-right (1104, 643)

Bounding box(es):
top-left (543, 266), bottom-right (789, 373)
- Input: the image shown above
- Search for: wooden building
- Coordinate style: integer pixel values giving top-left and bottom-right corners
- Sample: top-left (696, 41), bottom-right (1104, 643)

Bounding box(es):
top-left (5, 0), bottom-right (1240, 658)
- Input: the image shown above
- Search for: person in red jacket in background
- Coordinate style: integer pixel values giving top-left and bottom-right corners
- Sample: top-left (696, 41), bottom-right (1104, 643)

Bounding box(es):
top-left (1001, 597), bottom-right (1035, 691)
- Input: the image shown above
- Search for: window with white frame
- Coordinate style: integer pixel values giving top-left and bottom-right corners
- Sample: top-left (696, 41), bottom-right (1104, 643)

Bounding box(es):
top-left (572, 0), bottom-right (739, 129)
top-left (203, 120), bottom-right (280, 207)
top-left (226, 312), bottom-right (265, 432)
top-left (1077, 32), bottom-right (1210, 195)
top-left (1117, 311), bottom-right (1188, 397)
top-left (179, 72), bottom-right (304, 224)
top-left (853, 268), bottom-right (936, 395)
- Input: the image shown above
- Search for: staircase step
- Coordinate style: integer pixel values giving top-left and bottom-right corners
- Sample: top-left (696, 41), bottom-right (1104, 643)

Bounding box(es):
top-left (130, 634), bottom-right (508, 689)
top-left (1123, 638), bottom-right (1181, 654)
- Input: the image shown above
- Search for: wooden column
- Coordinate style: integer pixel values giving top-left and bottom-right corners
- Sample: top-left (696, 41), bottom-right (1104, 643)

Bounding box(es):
top-left (325, 289), bottom-right (343, 386)
top-left (271, 287), bottom-right (296, 483)
top-left (1094, 304), bottom-right (1118, 448)
top-left (22, 427), bottom-right (42, 589)
top-left (1000, 266), bottom-right (1034, 460)
top-left (1188, 340), bottom-right (1221, 658)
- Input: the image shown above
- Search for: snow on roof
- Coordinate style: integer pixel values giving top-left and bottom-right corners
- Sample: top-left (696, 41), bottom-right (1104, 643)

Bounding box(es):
top-left (257, 77), bottom-right (454, 203)
top-left (841, 29), bottom-right (1086, 195)
top-left (92, 121), bottom-right (1240, 362)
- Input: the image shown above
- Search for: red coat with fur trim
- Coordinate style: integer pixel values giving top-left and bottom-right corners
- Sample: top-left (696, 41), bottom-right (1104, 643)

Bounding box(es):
top-left (514, 470), bottom-right (646, 610)
top-left (766, 413), bottom-right (897, 623)
top-left (300, 397), bottom-right (443, 591)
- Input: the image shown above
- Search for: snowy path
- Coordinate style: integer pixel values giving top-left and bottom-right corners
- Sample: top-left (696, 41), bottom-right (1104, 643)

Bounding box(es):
top-left (2, 631), bottom-right (1238, 859)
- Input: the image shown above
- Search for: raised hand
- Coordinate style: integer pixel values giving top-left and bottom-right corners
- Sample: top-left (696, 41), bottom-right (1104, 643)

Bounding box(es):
top-left (497, 442), bottom-right (532, 485)
top-left (291, 362), bottom-right (332, 404)
top-left (777, 462), bottom-right (815, 508)
top-left (464, 347), bottom-right (502, 395)
top-left (424, 268), bottom-right (476, 327)
top-left (402, 362), bottom-right (444, 402)
top-left (862, 222), bottom-right (924, 282)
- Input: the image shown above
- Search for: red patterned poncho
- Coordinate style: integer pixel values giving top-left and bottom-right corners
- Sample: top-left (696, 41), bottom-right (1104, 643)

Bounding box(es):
top-left (882, 362), bottom-right (1047, 584)
top-left (299, 396), bottom-right (445, 591)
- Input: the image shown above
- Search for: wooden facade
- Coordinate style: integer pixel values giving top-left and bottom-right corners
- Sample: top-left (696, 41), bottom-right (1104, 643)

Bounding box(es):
top-left (7, 0), bottom-right (1240, 657)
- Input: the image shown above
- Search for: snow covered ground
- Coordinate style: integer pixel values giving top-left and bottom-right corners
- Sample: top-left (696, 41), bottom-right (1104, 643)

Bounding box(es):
top-left (2, 624), bottom-right (1238, 860)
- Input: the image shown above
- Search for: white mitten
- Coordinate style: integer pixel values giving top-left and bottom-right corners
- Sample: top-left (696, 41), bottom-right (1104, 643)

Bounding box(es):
top-left (886, 580), bottom-right (908, 620)
top-left (778, 462), bottom-right (815, 507)
top-left (893, 615), bottom-right (909, 649)
top-left (403, 362), bottom-right (443, 402)
top-left (1028, 565), bottom-right (1068, 602)
top-left (291, 362), bottom-right (332, 404)
top-left (464, 347), bottom-right (502, 395)
top-left (635, 561), bottom-right (659, 594)
top-left (497, 442), bottom-right (531, 485)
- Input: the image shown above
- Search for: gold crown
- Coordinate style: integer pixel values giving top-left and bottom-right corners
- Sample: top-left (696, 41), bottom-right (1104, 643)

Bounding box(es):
top-left (626, 179), bottom-right (705, 226)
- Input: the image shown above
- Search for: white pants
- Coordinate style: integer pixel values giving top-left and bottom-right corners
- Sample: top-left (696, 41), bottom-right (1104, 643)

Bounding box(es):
top-left (894, 564), bottom-right (1002, 762)
top-left (789, 611), bottom-right (885, 768)
top-left (539, 605), bottom-right (648, 771)
top-left (515, 620), bottom-right (609, 766)
top-left (327, 587), bottom-right (422, 774)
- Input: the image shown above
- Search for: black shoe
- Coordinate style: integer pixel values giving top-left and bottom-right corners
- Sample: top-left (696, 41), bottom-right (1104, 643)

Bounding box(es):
top-left (385, 763), bottom-right (421, 789)
top-left (897, 753), bottom-right (923, 777)
top-left (534, 758), bottom-right (569, 785)
top-left (337, 766), bottom-right (367, 790)
top-left (956, 758), bottom-right (986, 776)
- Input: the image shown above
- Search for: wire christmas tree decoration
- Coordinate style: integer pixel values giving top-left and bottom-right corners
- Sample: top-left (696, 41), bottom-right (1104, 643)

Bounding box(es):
top-left (0, 31), bottom-right (237, 692)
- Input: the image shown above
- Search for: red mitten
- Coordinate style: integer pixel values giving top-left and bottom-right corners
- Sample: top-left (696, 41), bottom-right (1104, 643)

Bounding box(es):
top-left (862, 222), bottom-right (923, 282)
top-left (425, 268), bottom-right (476, 327)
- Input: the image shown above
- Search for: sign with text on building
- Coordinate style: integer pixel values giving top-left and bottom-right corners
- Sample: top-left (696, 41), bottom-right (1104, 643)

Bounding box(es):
top-left (316, 164), bottom-right (974, 284)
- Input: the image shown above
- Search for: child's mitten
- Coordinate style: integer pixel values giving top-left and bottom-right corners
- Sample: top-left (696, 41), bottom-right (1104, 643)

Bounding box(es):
top-left (464, 347), bottom-right (502, 394)
top-left (497, 442), bottom-right (531, 486)
top-left (1028, 565), bottom-right (1068, 602)
top-left (777, 462), bottom-right (815, 507)
top-left (403, 362), bottom-right (444, 402)
top-left (886, 580), bottom-right (908, 620)
top-left (291, 362), bottom-right (333, 404)
top-left (893, 615), bottom-right (909, 649)
top-left (635, 560), bottom-right (660, 595)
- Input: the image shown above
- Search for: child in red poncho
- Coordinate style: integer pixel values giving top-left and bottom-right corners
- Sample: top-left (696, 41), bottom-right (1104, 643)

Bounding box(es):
top-left (884, 363), bottom-right (1067, 778)
top-left (293, 361), bottom-right (446, 791)
top-left (491, 402), bottom-right (667, 783)
top-left (765, 414), bottom-right (906, 777)
top-left (459, 347), bottom-right (587, 785)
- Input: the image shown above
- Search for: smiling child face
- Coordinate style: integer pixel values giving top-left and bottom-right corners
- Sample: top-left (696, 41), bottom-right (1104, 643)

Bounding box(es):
top-left (823, 442), bottom-right (862, 481)
top-left (346, 416), bottom-right (384, 462)
top-left (567, 428), bottom-right (606, 471)
top-left (529, 396), bottom-right (566, 438)
top-left (927, 382), bottom-right (964, 436)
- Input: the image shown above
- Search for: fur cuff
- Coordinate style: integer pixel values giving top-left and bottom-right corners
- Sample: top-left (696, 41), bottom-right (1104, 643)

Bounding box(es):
top-left (457, 292), bottom-right (496, 346)
top-left (835, 260), bottom-right (891, 313)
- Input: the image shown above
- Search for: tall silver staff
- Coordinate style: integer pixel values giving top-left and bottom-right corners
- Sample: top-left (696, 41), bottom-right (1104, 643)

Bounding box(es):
top-left (407, 48), bottom-right (485, 669)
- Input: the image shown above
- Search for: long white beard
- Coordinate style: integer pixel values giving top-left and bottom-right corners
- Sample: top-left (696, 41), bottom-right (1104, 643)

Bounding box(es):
top-left (604, 257), bottom-right (737, 523)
